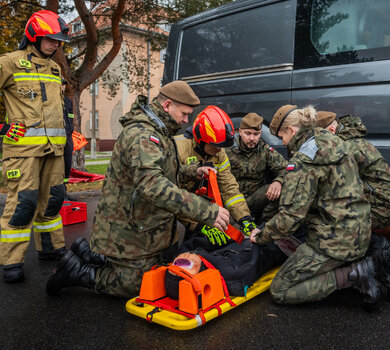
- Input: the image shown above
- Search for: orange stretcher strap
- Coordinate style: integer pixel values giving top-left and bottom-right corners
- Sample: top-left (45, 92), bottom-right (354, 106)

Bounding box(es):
top-left (207, 171), bottom-right (244, 244)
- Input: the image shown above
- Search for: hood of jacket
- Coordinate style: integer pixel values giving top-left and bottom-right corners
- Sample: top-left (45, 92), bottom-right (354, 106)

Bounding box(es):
top-left (289, 127), bottom-right (346, 165)
top-left (336, 115), bottom-right (367, 140)
top-left (119, 95), bottom-right (181, 136)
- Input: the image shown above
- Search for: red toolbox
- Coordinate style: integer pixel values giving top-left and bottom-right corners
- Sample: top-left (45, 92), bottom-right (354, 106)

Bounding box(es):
top-left (60, 201), bottom-right (87, 226)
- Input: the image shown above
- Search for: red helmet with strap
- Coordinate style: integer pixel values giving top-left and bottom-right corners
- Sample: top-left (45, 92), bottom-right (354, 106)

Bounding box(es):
top-left (193, 106), bottom-right (235, 148)
top-left (25, 10), bottom-right (70, 43)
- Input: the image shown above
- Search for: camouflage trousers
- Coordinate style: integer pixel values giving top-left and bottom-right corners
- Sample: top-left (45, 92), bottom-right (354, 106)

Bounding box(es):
top-left (367, 192), bottom-right (390, 230)
top-left (246, 185), bottom-right (279, 223)
top-left (270, 243), bottom-right (345, 305)
top-left (95, 254), bottom-right (162, 298)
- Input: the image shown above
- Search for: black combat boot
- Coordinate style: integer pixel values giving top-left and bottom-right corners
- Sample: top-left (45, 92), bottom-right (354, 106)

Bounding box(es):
top-left (70, 237), bottom-right (105, 266)
top-left (373, 249), bottom-right (390, 300)
top-left (46, 251), bottom-right (96, 296)
top-left (3, 263), bottom-right (24, 283)
top-left (38, 246), bottom-right (67, 261)
top-left (348, 257), bottom-right (381, 310)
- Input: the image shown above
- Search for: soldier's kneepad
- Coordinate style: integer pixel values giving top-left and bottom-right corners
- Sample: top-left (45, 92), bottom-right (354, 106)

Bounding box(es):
top-left (44, 184), bottom-right (66, 217)
top-left (9, 190), bottom-right (39, 226)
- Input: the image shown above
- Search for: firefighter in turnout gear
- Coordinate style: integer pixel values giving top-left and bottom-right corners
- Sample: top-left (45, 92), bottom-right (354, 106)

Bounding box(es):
top-left (175, 106), bottom-right (257, 243)
top-left (0, 10), bottom-right (70, 283)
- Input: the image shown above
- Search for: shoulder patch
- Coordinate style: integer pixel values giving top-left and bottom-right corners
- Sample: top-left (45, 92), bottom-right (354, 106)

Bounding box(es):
top-left (286, 163), bottom-right (296, 171)
top-left (187, 156), bottom-right (197, 165)
top-left (149, 135), bottom-right (160, 144)
top-left (268, 146), bottom-right (274, 151)
top-left (298, 137), bottom-right (318, 160)
top-left (18, 59), bottom-right (31, 68)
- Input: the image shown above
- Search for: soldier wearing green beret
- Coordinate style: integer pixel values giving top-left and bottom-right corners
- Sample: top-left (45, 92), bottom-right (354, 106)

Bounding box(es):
top-left (46, 81), bottom-right (230, 298)
top-left (250, 104), bottom-right (390, 309)
top-left (226, 113), bottom-right (287, 223)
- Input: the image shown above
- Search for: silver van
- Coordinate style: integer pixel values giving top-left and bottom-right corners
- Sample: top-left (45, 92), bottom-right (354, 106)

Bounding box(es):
top-left (163, 0), bottom-right (390, 162)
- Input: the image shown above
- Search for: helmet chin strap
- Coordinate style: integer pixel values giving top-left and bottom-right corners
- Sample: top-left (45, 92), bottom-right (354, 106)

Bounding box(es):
top-left (194, 142), bottom-right (208, 158)
top-left (32, 37), bottom-right (57, 58)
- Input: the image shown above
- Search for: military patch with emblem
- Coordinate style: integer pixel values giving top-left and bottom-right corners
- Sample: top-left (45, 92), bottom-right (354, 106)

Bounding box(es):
top-left (51, 68), bottom-right (60, 76)
top-left (149, 135), bottom-right (160, 144)
top-left (286, 163), bottom-right (295, 171)
top-left (268, 146), bottom-right (274, 151)
top-left (19, 59), bottom-right (32, 68)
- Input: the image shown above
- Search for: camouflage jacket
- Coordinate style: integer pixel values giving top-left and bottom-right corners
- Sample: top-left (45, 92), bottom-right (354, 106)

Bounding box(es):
top-left (336, 115), bottom-right (390, 213)
top-left (175, 133), bottom-right (250, 223)
top-left (90, 96), bottom-right (220, 260)
top-left (226, 135), bottom-right (287, 198)
top-left (258, 127), bottom-right (371, 261)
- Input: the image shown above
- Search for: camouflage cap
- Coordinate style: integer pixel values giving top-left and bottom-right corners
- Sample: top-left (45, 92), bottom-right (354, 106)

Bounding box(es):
top-left (316, 110), bottom-right (337, 128)
top-left (270, 104), bottom-right (298, 136)
top-left (240, 113), bottom-right (263, 130)
top-left (159, 80), bottom-right (200, 106)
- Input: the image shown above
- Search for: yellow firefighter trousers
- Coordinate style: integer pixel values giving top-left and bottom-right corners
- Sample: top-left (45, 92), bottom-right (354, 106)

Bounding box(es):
top-left (0, 153), bottom-right (65, 265)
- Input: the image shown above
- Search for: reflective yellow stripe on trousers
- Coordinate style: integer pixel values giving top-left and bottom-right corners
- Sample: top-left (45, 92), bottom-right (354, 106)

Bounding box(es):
top-left (3, 128), bottom-right (66, 145)
top-left (0, 229), bottom-right (31, 242)
top-left (225, 194), bottom-right (246, 208)
top-left (33, 217), bottom-right (63, 232)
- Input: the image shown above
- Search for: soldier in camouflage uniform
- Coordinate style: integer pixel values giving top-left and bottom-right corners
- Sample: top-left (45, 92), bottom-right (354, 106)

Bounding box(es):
top-left (226, 113), bottom-right (287, 223)
top-left (316, 112), bottom-right (390, 232)
top-left (46, 81), bottom-right (230, 298)
top-left (250, 105), bottom-right (385, 309)
top-left (175, 106), bottom-right (258, 246)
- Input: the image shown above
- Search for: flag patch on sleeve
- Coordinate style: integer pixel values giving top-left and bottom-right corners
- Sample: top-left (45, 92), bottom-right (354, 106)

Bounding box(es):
top-left (286, 163), bottom-right (295, 171)
top-left (149, 135), bottom-right (160, 144)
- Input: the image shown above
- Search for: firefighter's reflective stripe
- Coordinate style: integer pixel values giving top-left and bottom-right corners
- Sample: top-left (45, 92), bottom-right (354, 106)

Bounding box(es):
top-left (0, 229), bottom-right (31, 242)
top-left (225, 194), bottom-right (246, 208)
top-left (33, 217), bottom-right (63, 232)
top-left (216, 158), bottom-right (230, 172)
top-left (13, 72), bottom-right (62, 84)
top-left (3, 128), bottom-right (66, 145)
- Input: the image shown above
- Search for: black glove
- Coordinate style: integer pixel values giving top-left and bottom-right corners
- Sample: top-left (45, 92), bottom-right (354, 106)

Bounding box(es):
top-left (200, 225), bottom-right (231, 246)
top-left (239, 216), bottom-right (257, 236)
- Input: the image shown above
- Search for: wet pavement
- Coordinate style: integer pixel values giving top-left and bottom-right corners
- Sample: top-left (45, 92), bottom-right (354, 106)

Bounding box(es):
top-left (1, 192), bottom-right (390, 349)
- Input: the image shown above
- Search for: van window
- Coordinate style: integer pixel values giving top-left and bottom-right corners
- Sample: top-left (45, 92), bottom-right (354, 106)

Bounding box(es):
top-left (295, 0), bottom-right (390, 69)
top-left (178, 1), bottom-right (294, 79)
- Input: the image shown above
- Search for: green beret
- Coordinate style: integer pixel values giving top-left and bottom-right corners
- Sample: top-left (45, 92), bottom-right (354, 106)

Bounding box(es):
top-left (316, 111), bottom-right (337, 128)
top-left (240, 113), bottom-right (263, 130)
top-left (159, 80), bottom-right (200, 106)
top-left (270, 104), bottom-right (298, 136)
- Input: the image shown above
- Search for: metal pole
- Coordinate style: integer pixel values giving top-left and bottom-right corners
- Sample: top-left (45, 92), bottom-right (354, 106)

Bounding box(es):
top-left (91, 81), bottom-right (97, 159)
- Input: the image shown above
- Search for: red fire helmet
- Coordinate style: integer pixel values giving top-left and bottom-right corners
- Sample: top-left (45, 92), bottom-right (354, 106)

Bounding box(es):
top-left (24, 10), bottom-right (70, 43)
top-left (193, 106), bottom-right (235, 148)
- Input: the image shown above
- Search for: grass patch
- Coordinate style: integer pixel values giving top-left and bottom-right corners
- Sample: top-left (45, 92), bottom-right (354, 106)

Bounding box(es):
top-left (85, 163), bottom-right (109, 175)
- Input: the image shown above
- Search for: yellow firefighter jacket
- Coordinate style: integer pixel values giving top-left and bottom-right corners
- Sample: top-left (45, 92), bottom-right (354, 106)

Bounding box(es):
top-left (0, 45), bottom-right (66, 159)
top-left (175, 135), bottom-right (250, 224)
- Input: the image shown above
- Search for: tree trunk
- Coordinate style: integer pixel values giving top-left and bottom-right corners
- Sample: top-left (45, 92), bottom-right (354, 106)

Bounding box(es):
top-left (71, 88), bottom-right (86, 171)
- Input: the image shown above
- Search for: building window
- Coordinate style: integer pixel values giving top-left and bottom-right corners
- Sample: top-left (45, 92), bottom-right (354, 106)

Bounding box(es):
top-left (72, 22), bottom-right (83, 33)
top-left (90, 111), bottom-right (98, 130)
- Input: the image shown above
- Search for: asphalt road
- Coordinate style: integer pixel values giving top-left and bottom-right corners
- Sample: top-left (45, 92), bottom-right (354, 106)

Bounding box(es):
top-left (1, 192), bottom-right (389, 350)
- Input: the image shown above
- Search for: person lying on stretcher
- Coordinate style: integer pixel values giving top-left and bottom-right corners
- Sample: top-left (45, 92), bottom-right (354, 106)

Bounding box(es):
top-left (164, 232), bottom-right (304, 298)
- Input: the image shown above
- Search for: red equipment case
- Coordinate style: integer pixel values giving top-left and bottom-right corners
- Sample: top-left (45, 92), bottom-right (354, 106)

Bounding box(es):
top-left (60, 201), bottom-right (87, 225)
